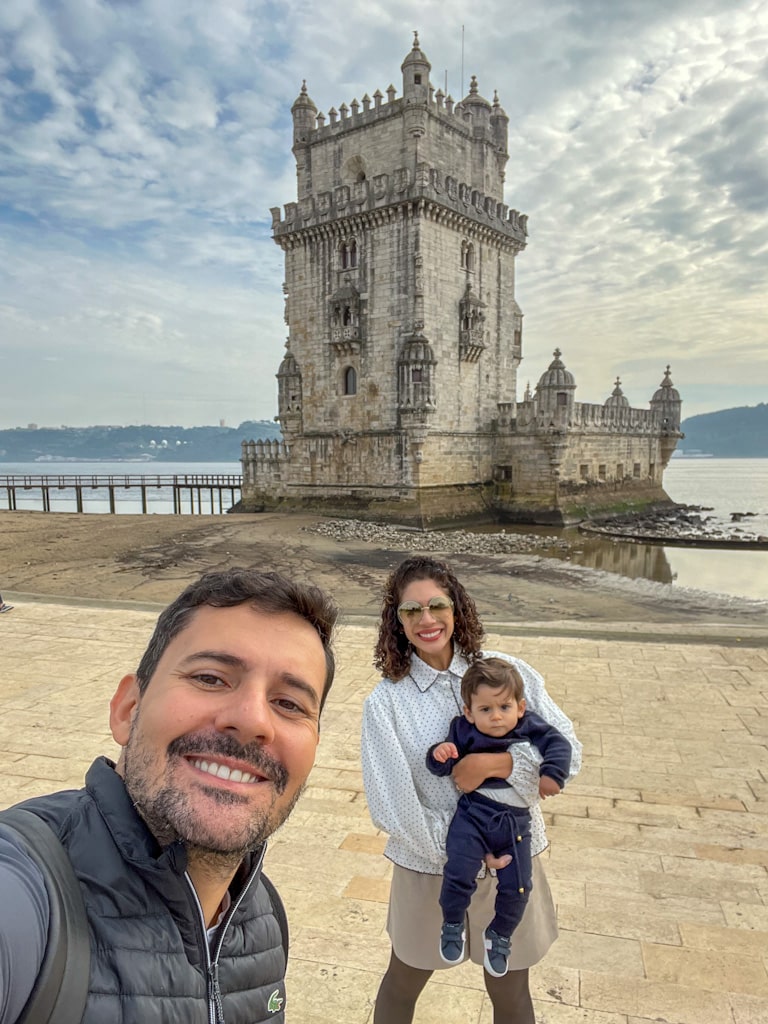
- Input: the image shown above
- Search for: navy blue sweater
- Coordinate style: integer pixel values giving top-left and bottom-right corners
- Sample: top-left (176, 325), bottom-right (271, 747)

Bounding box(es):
top-left (426, 711), bottom-right (572, 788)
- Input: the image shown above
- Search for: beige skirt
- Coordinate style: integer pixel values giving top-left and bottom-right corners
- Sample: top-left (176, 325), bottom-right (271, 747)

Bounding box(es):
top-left (387, 856), bottom-right (558, 971)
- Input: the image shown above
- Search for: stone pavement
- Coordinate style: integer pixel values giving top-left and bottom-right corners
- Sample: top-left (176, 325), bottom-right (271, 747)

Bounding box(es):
top-left (1, 599), bottom-right (767, 1024)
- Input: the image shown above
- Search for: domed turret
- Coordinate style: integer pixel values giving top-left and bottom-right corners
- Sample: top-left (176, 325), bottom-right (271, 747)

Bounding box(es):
top-left (401, 31), bottom-right (431, 97)
top-left (537, 348), bottom-right (575, 390)
top-left (277, 346), bottom-right (303, 438)
top-left (401, 31), bottom-right (430, 137)
top-left (460, 75), bottom-right (492, 125)
top-left (651, 366), bottom-right (681, 405)
top-left (490, 88), bottom-right (509, 159)
top-left (650, 366), bottom-right (682, 432)
top-left (604, 377), bottom-right (629, 409)
top-left (291, 81), bottom-right (317, 147)
top-left (491, 88), bottom-right (507, 120)
top-left (535, 349), bottom-right (576, 422)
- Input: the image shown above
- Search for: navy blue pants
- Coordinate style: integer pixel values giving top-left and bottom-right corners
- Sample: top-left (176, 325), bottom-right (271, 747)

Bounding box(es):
top-left (440, 790), bottom-right (533, 939)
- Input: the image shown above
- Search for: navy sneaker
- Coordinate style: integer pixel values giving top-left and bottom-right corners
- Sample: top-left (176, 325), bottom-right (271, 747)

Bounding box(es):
top-left (439, 921), bottom-right (466, 965)
top-left (483, 927), bottom-right (510, 977)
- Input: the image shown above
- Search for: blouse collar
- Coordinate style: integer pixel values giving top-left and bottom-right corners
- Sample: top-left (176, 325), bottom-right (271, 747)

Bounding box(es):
top-left (409, 648), bottom-right (469, 691)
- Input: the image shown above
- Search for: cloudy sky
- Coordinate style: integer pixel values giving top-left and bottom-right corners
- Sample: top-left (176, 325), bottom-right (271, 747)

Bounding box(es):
top-left (1, 0), bottom-right (766, 428)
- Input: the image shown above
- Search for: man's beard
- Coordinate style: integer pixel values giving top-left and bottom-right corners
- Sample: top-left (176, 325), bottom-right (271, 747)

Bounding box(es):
top-left (122, 717), bottom-right (301, 858)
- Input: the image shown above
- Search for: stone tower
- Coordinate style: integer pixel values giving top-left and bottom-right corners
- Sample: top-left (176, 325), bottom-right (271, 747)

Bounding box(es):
top-left (241, 34), bottom-right (528, 524)
top-left (240, 35), bottom-right (682, 526)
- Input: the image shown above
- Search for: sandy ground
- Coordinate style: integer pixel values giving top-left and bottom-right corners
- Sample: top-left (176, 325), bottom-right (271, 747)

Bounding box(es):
top-left (2, 510), bottom-right (766, 637)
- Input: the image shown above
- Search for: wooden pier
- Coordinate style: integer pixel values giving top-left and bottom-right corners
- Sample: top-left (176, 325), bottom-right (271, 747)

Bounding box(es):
top-left (0, 473), bottom-right (242, 515)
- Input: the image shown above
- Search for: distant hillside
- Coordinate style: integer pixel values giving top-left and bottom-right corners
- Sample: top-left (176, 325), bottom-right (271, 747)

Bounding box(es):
top-left (0, 421), bottom-right (281, 463)
top-left (679, 404), bottom-right (768, 457)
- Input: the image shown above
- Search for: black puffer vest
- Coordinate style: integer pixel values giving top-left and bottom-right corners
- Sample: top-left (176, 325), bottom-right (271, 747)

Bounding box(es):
top-left (17, 757), bottom-right (286, 1024)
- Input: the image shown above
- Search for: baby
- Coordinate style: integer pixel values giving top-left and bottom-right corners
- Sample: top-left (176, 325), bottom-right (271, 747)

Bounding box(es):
top-left (426, 657), bottom-right (571, 977)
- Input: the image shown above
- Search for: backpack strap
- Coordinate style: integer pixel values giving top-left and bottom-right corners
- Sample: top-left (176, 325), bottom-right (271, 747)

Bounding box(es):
top-left (260, 872), bottom-right (289, 965)
top-left (0, 807), bottom-right (90, 1024)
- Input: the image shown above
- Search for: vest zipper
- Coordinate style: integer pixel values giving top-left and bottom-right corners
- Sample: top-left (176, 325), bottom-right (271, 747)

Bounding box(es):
top-left (185, 844), bottom-right (267, 1024)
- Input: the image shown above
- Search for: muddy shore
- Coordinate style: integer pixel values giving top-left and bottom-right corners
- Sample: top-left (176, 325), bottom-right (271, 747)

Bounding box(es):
top-left (1, 511), bottom-right (766, 638)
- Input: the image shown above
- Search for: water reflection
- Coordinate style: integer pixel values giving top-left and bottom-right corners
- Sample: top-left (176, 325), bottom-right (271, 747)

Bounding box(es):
top-left (556, 533), bottom-right (674, 584)
top-left (473, 523), bottom-right (768, 601)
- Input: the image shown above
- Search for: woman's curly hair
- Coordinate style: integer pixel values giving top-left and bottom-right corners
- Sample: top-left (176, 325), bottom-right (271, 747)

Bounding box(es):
top-left (373, 556), bottom-right (485, 680)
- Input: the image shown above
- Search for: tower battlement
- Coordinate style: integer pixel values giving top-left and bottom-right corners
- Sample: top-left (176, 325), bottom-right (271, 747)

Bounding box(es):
top-left (291, 34), bottom-right (509, 201)
top-left (270, 162), bottom-right (527, 247)
top-left (294, 81), bottom-right (506, 149)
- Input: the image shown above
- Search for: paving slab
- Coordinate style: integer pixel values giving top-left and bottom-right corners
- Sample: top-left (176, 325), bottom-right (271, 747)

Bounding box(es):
top-left (1, 600), bottom-right (767, 1023)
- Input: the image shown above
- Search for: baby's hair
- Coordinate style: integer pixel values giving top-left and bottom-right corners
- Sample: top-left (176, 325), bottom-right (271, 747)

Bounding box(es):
top-left (461, 657), bottom-right (525, 708)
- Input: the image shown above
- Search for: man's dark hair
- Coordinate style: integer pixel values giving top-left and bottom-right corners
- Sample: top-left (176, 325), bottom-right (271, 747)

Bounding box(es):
top-left (136, 568), bottom-right (338, 708)
top-left (460, 657), bottom-right (524, 708)
top-left (374, 556), bottom-right (485, 681)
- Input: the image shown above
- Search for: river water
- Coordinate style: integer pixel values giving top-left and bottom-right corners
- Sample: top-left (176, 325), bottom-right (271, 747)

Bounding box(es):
top-left (1, 458), bottom-right (766, 602)
top-left (561, 458), bottom-right (768, 602)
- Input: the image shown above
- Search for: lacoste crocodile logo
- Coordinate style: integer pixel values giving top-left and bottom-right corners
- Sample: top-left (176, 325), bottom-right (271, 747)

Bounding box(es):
top-left (267, 989), bottom-right (284, 1013)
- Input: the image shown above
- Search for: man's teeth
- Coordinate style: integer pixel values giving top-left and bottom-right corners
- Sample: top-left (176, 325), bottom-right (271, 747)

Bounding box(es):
top-left (192, 759), bottom-right (259, 784)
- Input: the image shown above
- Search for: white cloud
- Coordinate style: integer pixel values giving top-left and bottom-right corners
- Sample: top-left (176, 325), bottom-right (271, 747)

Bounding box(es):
top-left (0, 0), bottom-right (766, 427)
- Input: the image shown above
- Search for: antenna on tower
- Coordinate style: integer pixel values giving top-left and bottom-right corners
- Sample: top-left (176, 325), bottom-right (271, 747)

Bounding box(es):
top-left (461, 24), bottom-right (465, 98)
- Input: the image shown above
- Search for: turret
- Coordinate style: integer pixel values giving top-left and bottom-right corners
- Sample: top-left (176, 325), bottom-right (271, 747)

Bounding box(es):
top-left (291, 81), bottom-right (317, 149)
top-left (460, 75), bottom-right (492, 129)
top-left (604, 377), bottom-right (629, 409)
top-left (401, 31), bottom-right (430, 137)
top-left (650, 366), bottom-right (683, 467)
top-left (490, 89), bottom-right (510, 179)
top-left (277, 345), bottom-right (303, 440)
top-left (650, 366), bottom-right (682, 432)
top-left (535, 349), bottom-right (576, 424)
top-left (291, 81), bottom-right (317, 195)
top-left (401, 31), bottom-right (431, 100)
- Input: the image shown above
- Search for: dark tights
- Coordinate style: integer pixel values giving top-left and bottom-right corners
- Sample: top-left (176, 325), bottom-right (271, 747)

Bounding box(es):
top-left (373, 950), bottom-right (535, 1024)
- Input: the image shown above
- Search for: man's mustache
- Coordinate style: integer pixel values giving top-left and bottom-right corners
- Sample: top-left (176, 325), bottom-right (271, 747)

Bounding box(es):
top-left (168, 732), bottom-right (289, 794)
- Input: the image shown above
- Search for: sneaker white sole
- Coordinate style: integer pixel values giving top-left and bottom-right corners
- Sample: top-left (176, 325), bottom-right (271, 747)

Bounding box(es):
top-left (483, 931), bottom-right (509, 977)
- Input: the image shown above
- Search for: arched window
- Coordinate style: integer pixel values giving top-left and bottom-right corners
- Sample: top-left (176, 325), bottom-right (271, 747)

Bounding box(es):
top-left (343, 366), bottom-right (357, 395)
top-left (460, 240), bottom-right (474, 271)
top-left (340, 239), bottom-right (358, 270)
top-left (343, 305), bottom-right (352, 326)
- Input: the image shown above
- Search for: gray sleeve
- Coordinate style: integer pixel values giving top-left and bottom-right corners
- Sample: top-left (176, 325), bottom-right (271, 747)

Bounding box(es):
top-left (0, 829), bottom-right (50, 1024)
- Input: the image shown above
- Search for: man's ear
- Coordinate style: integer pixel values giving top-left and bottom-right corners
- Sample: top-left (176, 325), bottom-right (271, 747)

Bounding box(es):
top-left (110, 674), bottom-right (140, 747)
top-left (519, 697), bottom-right (526, 715)
top-left (463, 704), bottom-right (474, 724)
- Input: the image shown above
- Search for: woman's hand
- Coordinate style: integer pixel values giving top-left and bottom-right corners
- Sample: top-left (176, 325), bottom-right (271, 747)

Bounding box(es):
top-left (452, 752), bottom-right (513, 794)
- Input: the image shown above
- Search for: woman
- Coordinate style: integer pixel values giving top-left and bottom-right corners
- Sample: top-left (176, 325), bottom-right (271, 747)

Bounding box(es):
top-left (362, 557), bottom-right (581, 1024)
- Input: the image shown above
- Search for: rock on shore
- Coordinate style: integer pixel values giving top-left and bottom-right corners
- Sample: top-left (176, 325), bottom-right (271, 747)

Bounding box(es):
top-left (304, 518), bottom-right (569, 556)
